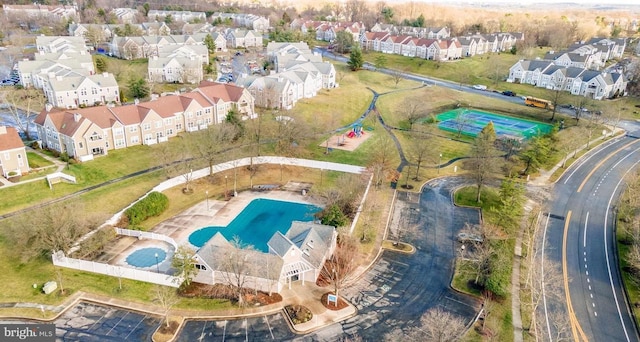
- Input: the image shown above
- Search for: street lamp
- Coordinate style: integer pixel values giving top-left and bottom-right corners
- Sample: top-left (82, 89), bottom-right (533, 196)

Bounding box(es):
top-left (225, 175), bottom-right (228, 200)
top-left (205, 190), bottom-right (209, 210)
top-left (154, 252), bottom-right (160, 273)
top-left (438, 153), bottom-right (443, 174)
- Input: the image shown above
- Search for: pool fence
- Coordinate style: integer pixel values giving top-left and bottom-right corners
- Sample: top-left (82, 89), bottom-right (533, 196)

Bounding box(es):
top-left (52, 250), bottom-right (182, 288)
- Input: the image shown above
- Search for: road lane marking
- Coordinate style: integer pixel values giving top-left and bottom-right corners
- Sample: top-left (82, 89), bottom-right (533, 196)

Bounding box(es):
top-left (542, 212), bottom-right (553, 342)
top-left (602, 159), bottom-right (640, 342)
top-left (563, 211), bottom-right (589, 342)
top-left (563, 137), bottom-right (625, 184)
top-left (583, 212), bottom-right (589, 248)
top-left (577, 140), bottom-right (640, 193)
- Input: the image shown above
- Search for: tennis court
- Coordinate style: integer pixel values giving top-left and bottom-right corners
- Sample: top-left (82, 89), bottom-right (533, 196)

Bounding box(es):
top-left (436, 108), bottom-right (553, 139)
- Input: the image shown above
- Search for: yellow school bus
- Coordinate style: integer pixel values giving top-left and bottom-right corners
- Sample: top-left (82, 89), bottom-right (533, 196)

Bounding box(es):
top-left (525, 96), bottom-right (554, 110)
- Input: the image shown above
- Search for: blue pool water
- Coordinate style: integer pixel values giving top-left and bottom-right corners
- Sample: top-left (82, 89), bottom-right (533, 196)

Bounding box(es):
top-left (189, 198), bottom-right (322, 252)
top-left (126, 247), bottom-right (166, 268)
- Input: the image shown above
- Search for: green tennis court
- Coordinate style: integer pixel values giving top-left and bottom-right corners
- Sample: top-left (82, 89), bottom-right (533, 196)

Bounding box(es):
top-left (436, 108), bottom-right (553, 139)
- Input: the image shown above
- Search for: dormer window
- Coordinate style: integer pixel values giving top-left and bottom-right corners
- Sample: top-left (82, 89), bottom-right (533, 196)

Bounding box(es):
top-left (307, 239), bottom-right (314, 248)
top-left (303, 248), bottom-right (310, 256)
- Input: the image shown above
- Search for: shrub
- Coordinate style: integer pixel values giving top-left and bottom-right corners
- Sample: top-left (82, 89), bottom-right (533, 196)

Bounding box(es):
top-left (124, 191), bottom-right (169, 227)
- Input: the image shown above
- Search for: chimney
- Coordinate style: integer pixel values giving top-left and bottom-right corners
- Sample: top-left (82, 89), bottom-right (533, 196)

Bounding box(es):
top-left (0, 126), bottom-right (6, 135)
top-left (73, 113), bottom-right (81, 122)
top-left (134, 98), bottom-right (139, 105)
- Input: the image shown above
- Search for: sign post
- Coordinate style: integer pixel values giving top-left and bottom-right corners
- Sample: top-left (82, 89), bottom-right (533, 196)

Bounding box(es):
top-left (327, 294), bottom-right (338, 307)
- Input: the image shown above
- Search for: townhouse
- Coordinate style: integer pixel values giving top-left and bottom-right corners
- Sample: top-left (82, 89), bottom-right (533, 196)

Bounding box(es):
top-left (224, 29), bottom-right (263, 49)
top-left (369, 24), bottom-right (450, 39)
top-left (111, 8), bottom-right (138, 24)
top-left (18, 50), bottom-right (95, 88)
top-left (211, 13), bottom-right (270, 32)
top-left (292, 20), bottom-right (366, 42)
top-left (0, 126), bottom-right (29, 178)
top-left (147, 10), bottom-right (206, 23)
top-left (507, 59), bottom-right (627, 100)
top-left (240, 42), bottom-right (336, 110)
top-left (34, 82), bottom-right (255, 160)
top-left (36, 36), bottom-right (88, 54)
top-left (43, 72), bottom-right (120, 109)
top-left (2, 4), bottom-right (78, 21)
top-left (111, 33), bottom-right (209, 60)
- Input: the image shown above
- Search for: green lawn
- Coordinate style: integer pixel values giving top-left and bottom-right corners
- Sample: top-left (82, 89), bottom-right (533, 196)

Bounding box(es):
top-left (26, 152), bottom-right (54, 169)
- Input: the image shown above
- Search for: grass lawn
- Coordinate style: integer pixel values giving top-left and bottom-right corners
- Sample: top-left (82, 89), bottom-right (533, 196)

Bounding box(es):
top-left (26, 152), bottom-right (54, 169)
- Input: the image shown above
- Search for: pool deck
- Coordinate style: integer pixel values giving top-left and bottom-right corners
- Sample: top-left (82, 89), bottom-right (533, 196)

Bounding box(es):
top-left (110, 188), bottom-right (324, 269)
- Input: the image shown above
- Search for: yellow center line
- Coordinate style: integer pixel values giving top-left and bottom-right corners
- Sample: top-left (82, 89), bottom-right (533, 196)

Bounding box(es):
top-left (562, 210), bottom-right (589, 342)
top-left (577, 140), bottom-right (640, 193)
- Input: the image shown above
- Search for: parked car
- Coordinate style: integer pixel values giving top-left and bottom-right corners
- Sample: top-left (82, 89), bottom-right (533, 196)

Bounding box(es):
top-left (502, 90), bottom-right (516, 96)
top-left (472, 84), bottom-right (487, 90)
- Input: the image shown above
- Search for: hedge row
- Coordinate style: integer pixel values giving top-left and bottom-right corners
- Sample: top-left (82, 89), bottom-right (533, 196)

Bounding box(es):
top-left (125, 191), bottom-right (169, 226)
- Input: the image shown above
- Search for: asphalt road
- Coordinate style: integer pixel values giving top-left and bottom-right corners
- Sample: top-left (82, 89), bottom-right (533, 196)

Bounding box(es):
top-left (542, 132), bottom-right (640, 342)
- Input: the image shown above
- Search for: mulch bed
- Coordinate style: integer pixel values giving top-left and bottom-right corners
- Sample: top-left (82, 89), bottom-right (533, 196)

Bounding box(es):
top-left (157, 321), bottom-right (179, 335)
top-left (320, 292), bottom-right (349, 311)
top-left (284, 304), bottom-right (313, 325)
top-left (178, 283), bottom-right (282, 306)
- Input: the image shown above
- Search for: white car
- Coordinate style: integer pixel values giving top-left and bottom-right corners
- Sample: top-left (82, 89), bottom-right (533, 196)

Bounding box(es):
top-left (472, 84), bottom-right (487, 90)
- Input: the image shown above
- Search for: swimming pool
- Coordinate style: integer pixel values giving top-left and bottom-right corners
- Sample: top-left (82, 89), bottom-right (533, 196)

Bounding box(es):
top-left (126, 247), bottom-right (167, 268)
top-left (189, 198), bottom-right (322, 252)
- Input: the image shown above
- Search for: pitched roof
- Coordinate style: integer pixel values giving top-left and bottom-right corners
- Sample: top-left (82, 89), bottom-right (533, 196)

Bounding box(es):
top-left (0, 126), bottom-right (25, 151)
top-left (197, 81), bottom-right (247, 102)
top-left (286, 221), bottom-right (335, 268)
top-left (267, 231), bottom-right (295, 256)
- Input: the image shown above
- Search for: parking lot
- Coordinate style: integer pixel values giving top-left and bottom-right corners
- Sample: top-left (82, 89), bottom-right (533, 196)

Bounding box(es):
top-left (55, 302), bottom-right (161, 341)
top-left (177, 314), bottom-right (295, 341)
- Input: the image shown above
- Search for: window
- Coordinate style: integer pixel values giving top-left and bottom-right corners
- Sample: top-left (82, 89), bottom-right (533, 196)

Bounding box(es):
top-left (143, 123), bottom-right (151, 131)
top-left (114, 128), bottom-right (123, 136)
top-left (4, 152), bottom-right (9, 160)
top-left (196, 110), bottom-right (202, 117)
top-left (115, 139), bottom-right (125, 148)
top-left (78, 142), bottom-right (83, 148)
top-left (17, 154), bottom-right (23, 167)
top-left (155, 121), bottom-right (162, 128)
top-left (164, 118), bottom-right (173, 126)
top-left (131, 136), bottom-right (139, 144)
top-left (129, 126), bottom-right (138, 133)
top-left (187, 112), bottom-right (193, 118)
top-left (166, 128), bottom-right (174, 136)
top-left (176, 123), bottom-right (183, 130)
top-left (89, 132), bottom-right (102, 141)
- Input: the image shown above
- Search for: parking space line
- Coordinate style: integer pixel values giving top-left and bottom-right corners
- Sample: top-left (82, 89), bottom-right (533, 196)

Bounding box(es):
top-left (264, 316), bottom-right (275, 339)
top-left (245, 318), bottom-right (248, 342)
top-left (198, 321), bottom-right (208, 341)
top-left (222, 320), bottom-right (227, 342)
top-left (106, 311), bottom-right (128, 336)
top-left (88, 312), bottom-right (104, 332)
top-left (124, 315), bottom-right (145, 340)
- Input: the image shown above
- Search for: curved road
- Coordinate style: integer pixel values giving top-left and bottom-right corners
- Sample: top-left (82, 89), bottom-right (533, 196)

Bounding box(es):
top-left (542, 133), bottom-right (640, 341)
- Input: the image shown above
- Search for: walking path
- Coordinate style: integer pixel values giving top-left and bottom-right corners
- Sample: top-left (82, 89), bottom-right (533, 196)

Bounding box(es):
top-left (0, 147), bottom-right (66, 188)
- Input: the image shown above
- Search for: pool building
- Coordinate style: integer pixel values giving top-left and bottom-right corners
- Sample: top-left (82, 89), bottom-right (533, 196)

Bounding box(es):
top-left (193, 221), bottom-right (337, 293)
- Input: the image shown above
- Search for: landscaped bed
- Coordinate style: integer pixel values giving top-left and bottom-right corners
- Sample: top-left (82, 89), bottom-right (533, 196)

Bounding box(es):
top-left (178, 283), bottom-right (282, 306)
top-left (284, 304), bottom-right (313, 324)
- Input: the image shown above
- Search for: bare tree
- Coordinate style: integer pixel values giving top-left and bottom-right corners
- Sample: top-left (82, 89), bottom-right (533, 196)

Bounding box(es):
top-left (3, 88), bottom-right (46, 141)
top-left (189, 123), bottom-right (236, 175)
top-left (403, 97), bottom-right (425, 130)
top-left (406, 307), bottom-right (467, 342)
top-left (409, 132), bottom-right (437, 180)
top-left (320, 232), bottom-right (359, 300)
top-left (155, 136), bottom-right (197, 192)
top-left (453, 110), bottom-right (471, 138)
top-left (391, 69), bottom-right (404, 87)
top-left (153, 285), bottom-right (179, 328)
top-left (367, 134), bottom-right (397, 187)
top-left (6, 202), bottom-right (105, 262)
top-left (218, 237), bottom-right (257, 307)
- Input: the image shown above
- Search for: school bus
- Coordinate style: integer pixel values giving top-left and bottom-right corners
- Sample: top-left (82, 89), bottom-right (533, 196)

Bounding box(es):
top-left (524, 96), bottom-right (554, 110)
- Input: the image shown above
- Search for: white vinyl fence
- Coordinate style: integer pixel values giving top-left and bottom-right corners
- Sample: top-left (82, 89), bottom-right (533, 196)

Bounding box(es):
top-left (52, 251), bottom-right (182, 288)
top-left (115, 228), bottom-right (178, 250)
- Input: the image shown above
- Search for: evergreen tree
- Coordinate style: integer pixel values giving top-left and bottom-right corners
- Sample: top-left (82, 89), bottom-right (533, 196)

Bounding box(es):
top-left (347, 44), bottom-right (364, 71)
top-left (463, 121), bottom-right (501, 203)
top-left (128, 77), bottom-right (150, 99)
top-left (204, 34), bottom-right (216, 54)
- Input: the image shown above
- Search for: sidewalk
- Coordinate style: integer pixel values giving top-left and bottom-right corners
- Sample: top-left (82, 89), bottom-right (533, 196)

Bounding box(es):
top-left (0, 147), bottom-right (67, 188)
